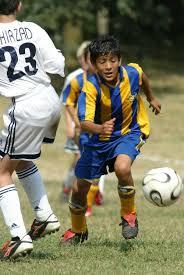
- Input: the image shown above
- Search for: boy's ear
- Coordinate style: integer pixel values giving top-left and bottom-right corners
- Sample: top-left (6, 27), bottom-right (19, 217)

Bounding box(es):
top-left (119, 58), bottom-right (122, 66)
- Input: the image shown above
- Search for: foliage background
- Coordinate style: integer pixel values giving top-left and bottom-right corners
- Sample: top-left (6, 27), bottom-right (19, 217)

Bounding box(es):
top-left (19, 0), bottom-right (184, 72)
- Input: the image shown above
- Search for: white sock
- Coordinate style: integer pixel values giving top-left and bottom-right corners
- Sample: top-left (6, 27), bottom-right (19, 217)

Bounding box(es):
top-left (99, 175), bottom-right (105, 194)
top-left (16, 164), bottom-right (53, 222)
top-left (63, 167), bottom-right (75, 189)
top-left (0, 184), bottom-right (27, 239)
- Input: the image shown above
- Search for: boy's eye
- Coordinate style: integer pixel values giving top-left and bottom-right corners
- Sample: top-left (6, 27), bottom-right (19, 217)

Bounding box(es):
top-left (99, 59), bottom-right (106, 64)
top-left (111, 58), bottom-right (117, 63)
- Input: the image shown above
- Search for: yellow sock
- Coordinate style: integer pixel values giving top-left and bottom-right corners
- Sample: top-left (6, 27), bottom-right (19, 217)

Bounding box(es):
top-left (120, 196), bottom-right (136, 217)
top-left (118, 185), bottom-right (136, 217)
top-left (87, 185), bottom-right (99, 208)
top-left (70, 207), bottom-right (87, 233)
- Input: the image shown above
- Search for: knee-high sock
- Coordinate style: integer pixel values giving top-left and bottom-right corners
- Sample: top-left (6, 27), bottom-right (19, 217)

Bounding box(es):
top-left (0, 184), bottom-right (27, 239)
top-left (69, 203), bottom-right (87, 233)
top-left (118, 185), bottom-right (136, 217)
top-left (17, 165), bottom-right (53, 222)
top-left (70, 208), bottom-right (87, 233)
top-left (87, 185), bottom-right (99, 208)
top-left (120, 196), bottom-right (136, 217)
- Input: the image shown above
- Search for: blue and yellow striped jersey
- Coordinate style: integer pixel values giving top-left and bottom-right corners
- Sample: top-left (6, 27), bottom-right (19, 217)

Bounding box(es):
top-left (78, 63), bottom-right (150, 141)
top-left (62, 69), bottom-right (84, 106)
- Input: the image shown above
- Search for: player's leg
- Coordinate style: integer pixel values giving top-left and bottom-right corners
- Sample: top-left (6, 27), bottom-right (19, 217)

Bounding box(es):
top-left (61, 109), bottom-right (79, 200)
top-left (95, 175), bottom-right (105, 206)
top-left (61, 142), bottom-right (104, 244)
top-left (61, 178), bottom-right (90, 244)
top-left (114, 154), bottom-right (138, 239)
top-left (86, 175), bottom-right (105, 216)
top-left (61, 152), bottom-right (80, 202)
top-left (16, 160), bottom-right (60, 240)
top-left (85, 182), bottom-right (99, 217)
top-left (77, 132), bottom-right (99, 217)
top-left (0, 156), bottom-right (33, 259)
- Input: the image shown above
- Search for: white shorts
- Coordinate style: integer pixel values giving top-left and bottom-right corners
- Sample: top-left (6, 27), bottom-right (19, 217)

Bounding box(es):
top-left (0, 85), bottom-right (61, 160)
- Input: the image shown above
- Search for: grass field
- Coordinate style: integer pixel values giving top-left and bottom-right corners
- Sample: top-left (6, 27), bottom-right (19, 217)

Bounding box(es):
top-left (0, 63), bottom-right (184, 274)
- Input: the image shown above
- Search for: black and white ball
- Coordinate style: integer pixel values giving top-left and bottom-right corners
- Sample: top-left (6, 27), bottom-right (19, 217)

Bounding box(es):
top-left (142, 167), bottom-right (183, 207)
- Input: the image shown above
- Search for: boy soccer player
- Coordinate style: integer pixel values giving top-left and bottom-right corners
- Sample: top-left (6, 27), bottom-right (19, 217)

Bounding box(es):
top-left (0, 0), bottom-right (65, 259)
top-left (61, 35), bottom-right (161, 244)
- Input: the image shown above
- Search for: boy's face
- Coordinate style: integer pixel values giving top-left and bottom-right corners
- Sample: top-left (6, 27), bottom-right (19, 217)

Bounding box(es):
top-left (94, 53), bottom-right (120, 85)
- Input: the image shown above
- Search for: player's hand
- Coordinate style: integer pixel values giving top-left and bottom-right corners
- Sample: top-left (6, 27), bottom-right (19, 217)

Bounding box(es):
top-left (149, 97), bottom-right (161, 115)
top-left (101, 118), bottom-right (116, 135)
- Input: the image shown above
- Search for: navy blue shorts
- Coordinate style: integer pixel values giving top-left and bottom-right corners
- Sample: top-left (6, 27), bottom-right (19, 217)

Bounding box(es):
top-left (75, 132), bottom-right (146, 180)
top-left (78, 132), bottom-right (90, 154)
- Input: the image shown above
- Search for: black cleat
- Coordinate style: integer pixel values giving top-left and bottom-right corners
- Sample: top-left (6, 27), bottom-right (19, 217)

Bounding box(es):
top-left (119, 215), bottom-right (138, 239)
top-left (60, 228), bottom-right (88, 245)
top-left (0, 235), bottom-right (33, 260)
top-left (28, 214), bottom-right (60, 240)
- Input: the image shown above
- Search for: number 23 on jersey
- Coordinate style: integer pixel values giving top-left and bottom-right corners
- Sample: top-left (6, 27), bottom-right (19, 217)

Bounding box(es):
top-left (0, 42), bottom-right (38, 82)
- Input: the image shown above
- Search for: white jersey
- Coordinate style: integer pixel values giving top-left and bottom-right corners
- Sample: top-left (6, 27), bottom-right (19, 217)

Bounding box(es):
top-left (0, 20), bottom-right (65, 97)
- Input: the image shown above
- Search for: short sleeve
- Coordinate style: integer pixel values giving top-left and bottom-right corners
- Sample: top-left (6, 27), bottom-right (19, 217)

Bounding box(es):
top-left (128, 63), bottom-right (143, 85)
top-left (78, 80), bottom-right (98, 122)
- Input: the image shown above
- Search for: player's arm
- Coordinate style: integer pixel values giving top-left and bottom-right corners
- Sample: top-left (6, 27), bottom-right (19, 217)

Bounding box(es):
top-left (35, 24), bottom-right (65, 76)
top-left (142, 72), bottom-right (161, 115)
top-left (81, 119), bottom-right (116, 135)
top-left (64, 77), bottom-right (81, 128)
top-left (66, 105), bottom-right (80, 129)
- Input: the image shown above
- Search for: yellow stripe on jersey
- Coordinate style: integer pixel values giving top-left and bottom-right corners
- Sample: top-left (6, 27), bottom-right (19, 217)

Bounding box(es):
top-left (83, 81), bottom-right (98, 122)
top-left (65, 77), bottom-right (80, 106)
top-left (120, 68), bottom-right (132, 136)
top-left (137, 95), bottom-right (150, 138)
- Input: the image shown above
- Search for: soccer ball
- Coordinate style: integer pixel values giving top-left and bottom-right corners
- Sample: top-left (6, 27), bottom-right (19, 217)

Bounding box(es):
top-left (142, 167), bottom-right (183, 207)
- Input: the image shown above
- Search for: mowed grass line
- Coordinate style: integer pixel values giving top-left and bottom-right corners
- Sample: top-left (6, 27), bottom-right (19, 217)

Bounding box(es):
top-left (0, 65), bottom-right (184, 274)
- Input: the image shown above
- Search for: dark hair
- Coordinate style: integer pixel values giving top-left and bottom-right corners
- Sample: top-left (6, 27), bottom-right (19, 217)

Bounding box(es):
top-left (0, 0), bottom-right (20, 15)
top-left (89, 35), bottom-right (121, 63)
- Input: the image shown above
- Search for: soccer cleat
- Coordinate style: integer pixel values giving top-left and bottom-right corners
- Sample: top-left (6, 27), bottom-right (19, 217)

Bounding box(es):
top-left (64, 138), bottom-right (79, 154)
top-left (85, 207), bottom-right (92, 217)
top-left (28, 213), bottom-right (60, 240)
top-left (95, 191), bottom-right (103, 206)
top-left (119, 214), bottom-right (138, 239)
top-left (0, 235), bottom-right (33, 260)
top-left (60, 228), bottom-right (88, 245)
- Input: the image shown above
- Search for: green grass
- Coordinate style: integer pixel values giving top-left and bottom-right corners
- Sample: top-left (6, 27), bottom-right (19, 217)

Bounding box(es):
top-left (0, 63), bottom-right (184, 274)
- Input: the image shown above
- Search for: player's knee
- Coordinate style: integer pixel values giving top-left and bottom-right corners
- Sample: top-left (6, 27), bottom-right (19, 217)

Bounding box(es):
top-left (75, 179), bottom-right (91, 194)
top-left (118, 185), bottom-right (135, 198)
top-left (115, 162), bottom-right (131, 179)
top-left (69, 200), bottom-right (87, 215)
